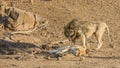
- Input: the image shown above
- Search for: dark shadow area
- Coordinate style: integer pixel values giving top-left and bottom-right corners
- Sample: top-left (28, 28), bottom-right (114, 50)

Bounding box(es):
top-left (0, 39), bottom-right (40, 55)
top-left (0, 16), bottom-right (15, 31)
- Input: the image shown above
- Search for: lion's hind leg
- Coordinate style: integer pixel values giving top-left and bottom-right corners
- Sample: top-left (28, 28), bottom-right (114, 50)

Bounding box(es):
top-left (95, 26), bottom-right (105, 50)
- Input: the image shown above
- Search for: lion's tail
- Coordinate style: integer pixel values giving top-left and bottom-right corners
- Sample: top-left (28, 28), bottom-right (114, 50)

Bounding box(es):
top-left (105, 25), bottom-right (111, 42)
top-left (105, 24), bottom-right (114, 48)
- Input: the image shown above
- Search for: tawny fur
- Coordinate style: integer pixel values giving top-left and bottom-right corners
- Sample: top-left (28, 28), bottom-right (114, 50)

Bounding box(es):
top-left (64, 19), bottom-right (111, 50)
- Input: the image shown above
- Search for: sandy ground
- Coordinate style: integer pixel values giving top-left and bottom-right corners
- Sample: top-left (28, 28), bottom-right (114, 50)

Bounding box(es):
top-left (0, 0), bottom-right (120, 68)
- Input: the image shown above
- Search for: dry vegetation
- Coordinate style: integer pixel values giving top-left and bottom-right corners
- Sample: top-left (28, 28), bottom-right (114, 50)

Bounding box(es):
top-left (0, 0), bottom-right (120, 68)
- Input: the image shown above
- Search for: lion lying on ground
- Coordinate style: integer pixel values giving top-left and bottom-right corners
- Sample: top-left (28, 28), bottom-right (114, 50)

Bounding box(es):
top-left (0, 1), bottom-right (48, 34)
top-left (64, 19), bottom-right (112, 50)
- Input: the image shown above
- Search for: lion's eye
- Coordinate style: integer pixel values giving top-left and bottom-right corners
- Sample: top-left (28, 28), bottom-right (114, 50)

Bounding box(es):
top-left (70, 30), bottom-right (74, 35)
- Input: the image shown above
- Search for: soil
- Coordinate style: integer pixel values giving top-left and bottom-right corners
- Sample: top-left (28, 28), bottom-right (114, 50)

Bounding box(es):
top-left (0, 0), bottom-right (120, 68)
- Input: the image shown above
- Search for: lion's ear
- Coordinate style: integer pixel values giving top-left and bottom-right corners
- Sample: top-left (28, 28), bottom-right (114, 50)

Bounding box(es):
top-left (5, 8), bottom-right (10, 15)
top-left (9, 8), bottom-right (19, 20)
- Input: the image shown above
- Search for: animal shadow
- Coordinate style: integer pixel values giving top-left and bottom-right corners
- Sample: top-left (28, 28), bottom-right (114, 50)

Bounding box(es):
top-left (0, 39), bottom-right (40, 55)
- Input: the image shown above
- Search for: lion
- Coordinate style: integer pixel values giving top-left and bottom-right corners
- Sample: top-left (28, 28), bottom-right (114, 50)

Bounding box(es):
top-left (64, 19), bottom-right (112, 50)
top-left (0, 1), bottom-right (48, 34)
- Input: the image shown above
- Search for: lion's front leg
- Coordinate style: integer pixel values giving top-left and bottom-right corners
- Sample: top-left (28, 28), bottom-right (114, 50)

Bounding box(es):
top-left (78, 29), bottom-right (87, 49)
top-left (80, 33), bottom-right (87, 49)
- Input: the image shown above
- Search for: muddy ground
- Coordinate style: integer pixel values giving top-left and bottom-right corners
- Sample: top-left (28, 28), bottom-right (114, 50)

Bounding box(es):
top-left (0, 0), bottom-right (120, 68)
